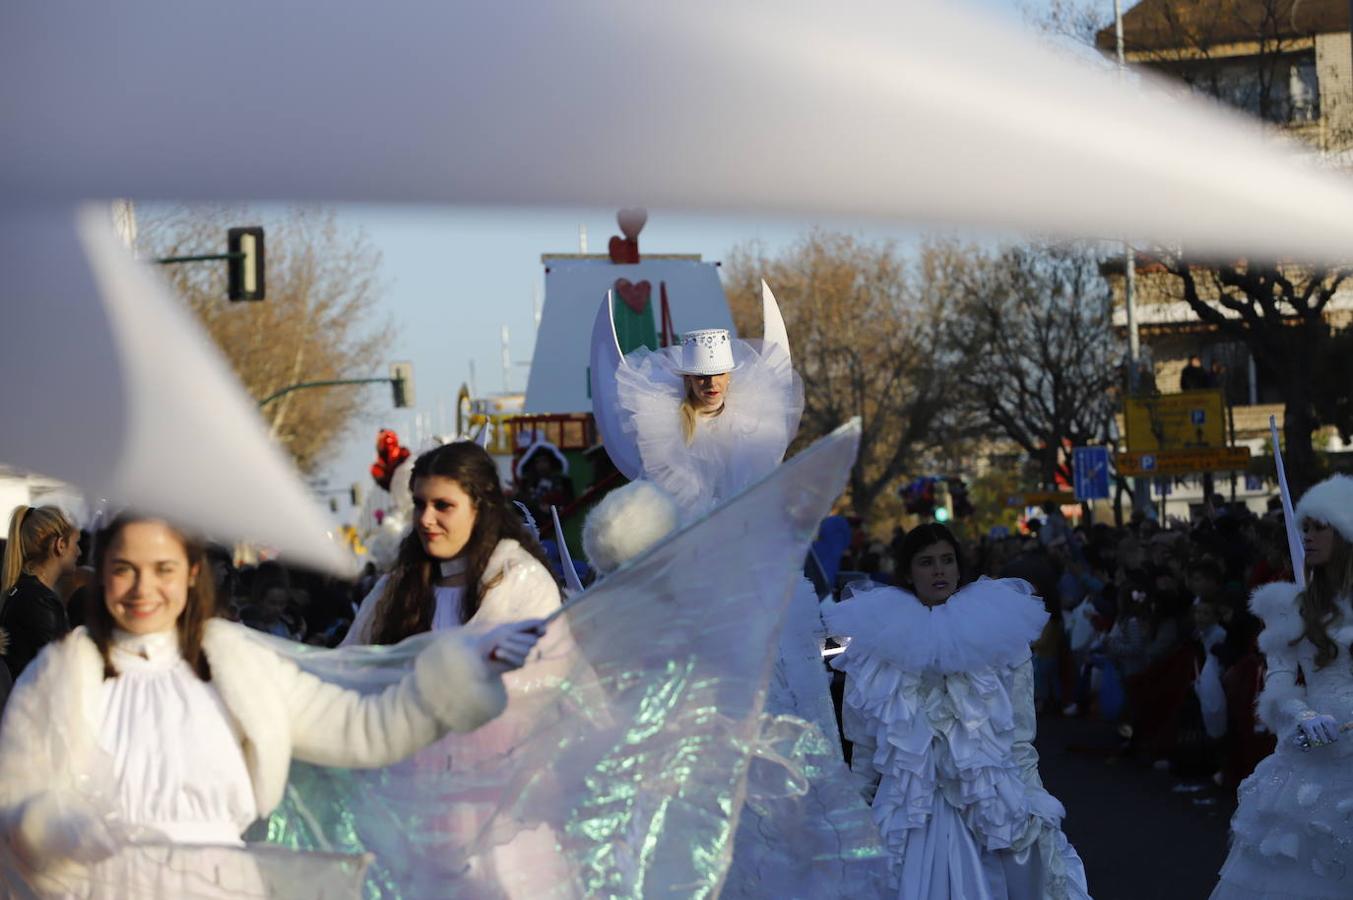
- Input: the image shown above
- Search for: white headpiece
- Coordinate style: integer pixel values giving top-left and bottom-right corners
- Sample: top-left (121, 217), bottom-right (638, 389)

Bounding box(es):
top-left (674, 329), bottom-right (737, 376)
top-left (1296, 474), bottom-right (1353, 544)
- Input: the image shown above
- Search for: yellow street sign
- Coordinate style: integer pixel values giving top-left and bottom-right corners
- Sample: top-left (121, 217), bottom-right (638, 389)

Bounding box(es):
top-left (1115, 447), bottom-right (1250, 477)
top-left (1125, 390), bottom-right (1226, 452)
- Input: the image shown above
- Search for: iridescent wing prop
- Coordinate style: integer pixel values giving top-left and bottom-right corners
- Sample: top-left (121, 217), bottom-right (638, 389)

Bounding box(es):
top-left (6, 2), bottom-right (1353, 258)
top-left (588, 292), bottom-right (643, 480)
top-left (263, 422), bottom-right (880, 898)
top-left (0, 207), bottom-right (349, 573)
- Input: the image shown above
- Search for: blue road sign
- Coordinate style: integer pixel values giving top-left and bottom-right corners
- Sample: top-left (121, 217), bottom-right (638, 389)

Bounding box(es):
top-left (1072, 446), bottom-right (1111, 501)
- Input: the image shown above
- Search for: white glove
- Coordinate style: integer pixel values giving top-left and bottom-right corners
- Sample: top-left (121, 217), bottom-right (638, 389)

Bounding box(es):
top-left (15, 790), bottom-right (120, 868)
top-left (1298, 713), bottom-right (1341, 747)
top-left (476, 619), bottom-right (546, 674)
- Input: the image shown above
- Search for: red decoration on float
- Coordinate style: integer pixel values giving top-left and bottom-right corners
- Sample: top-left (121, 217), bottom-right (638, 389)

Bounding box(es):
top-left (614, 278), bottom-right (651, 313)
top-left (370, 428), bottom-right (411, 492)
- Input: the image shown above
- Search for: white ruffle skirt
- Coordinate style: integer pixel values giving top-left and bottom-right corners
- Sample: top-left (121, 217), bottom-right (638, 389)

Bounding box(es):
top-left (1212, 737), bottom-right (1353, 899)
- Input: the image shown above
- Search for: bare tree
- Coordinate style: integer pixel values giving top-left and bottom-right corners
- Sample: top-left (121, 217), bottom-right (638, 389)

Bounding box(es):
top-left (139, 207), bottom-right (394, 473)
top-left (1028, 0), bottom-right (1353, 492)
top-left (723, 232), bottom-right (969, 521)
top-left (1146, 251), bottom-right (1348, 493)
top-left (940, 240), bottom-right (1122, 488)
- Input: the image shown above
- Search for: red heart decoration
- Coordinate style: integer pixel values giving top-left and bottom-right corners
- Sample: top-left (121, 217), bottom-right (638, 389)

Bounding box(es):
top-left (614, 278), bottom-right (651, 314)
top-left (608, 235), bottom-right (639, 264)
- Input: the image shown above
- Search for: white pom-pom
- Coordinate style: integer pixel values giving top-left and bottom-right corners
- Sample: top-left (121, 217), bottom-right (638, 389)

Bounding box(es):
top-left (583, 480), bottom-right (680, 575)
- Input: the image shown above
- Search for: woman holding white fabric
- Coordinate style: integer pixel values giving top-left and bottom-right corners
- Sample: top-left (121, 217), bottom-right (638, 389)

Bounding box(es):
top-left (1211, 474), bottom-right (1353, 899)
top-left (825, 522), bottom-right (1091, 900)
top-left (332, 440), bottom-right (565, 898)
top-left (0, 514), bottom-right (542, 899)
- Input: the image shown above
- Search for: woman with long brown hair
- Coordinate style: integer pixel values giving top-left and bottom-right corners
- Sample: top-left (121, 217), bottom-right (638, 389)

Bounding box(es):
top-left (1212, 475), bottom-right (1353, 899)
top-left (0, 513), bottom-right (543, 898)
top-left (342, 440), bottom-right (560, 645)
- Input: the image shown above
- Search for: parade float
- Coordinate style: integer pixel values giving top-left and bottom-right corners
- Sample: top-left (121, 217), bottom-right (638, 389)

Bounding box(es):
top-left (353, 209), bottom-right (739, 567)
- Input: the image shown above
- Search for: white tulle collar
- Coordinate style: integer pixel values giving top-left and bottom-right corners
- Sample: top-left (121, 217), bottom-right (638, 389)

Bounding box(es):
top-left (824, 577), bottom-right (1049, 674)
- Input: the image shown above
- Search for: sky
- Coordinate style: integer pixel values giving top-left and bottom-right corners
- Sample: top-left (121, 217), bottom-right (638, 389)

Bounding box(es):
top-left (316, 0), bottom-right (1077, 518)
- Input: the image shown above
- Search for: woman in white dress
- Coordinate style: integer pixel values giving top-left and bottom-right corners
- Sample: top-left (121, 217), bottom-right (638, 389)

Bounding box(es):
top-left (590, 286), bottom-right (886, 896)
top-left (335, 440), bottom-right (564, 897)
top-left (825, 523), bottom-right (1091, 900)
top-left (1211, 474), bottom-right (1353, 899)
top-left (0, 514), bottom-right (542, 899)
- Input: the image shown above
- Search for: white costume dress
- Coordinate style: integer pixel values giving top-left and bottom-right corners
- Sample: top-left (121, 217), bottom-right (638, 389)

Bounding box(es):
top-left (590, 298), bottom-right (884, 894)
top-left (0, 619), bottom-right (508, 899)
top-left (614, 337), bottom-right (803, 521)
top-left (825, 578), bottom-right (1092, 900)
top-left (1211, 582), bottom-right (1353, 899)
top-left (342, 538), bottom-right (562, 645)
top-left (321, 537), bottom-right (563, 898)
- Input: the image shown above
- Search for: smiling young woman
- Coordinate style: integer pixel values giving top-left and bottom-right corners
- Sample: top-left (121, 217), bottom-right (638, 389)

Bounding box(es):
top-left (0, 514), bottom-right (544, 898)
top-left (823, 523), bottom-right (1091, 899)
top-left (342, 441), bottom-right (560, 647)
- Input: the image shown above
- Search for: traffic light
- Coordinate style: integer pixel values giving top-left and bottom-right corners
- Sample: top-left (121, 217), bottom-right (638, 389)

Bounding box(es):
top-left (949, 478), bottom-right (974, 518)
top-left (226, 227), bottom-right (265, 301)
top-left (390, 362), bottom-right (415, 408)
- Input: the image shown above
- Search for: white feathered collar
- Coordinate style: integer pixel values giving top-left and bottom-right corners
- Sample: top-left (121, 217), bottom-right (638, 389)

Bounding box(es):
top-left (1250, 580), bottom-right (1353, 656)
top-left (824, 577), bottom-right (1049, 674)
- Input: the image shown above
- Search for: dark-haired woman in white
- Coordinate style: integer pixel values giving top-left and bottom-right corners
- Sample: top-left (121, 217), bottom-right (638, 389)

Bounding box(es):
top-left (826, 523), bottom-right (1091, 899)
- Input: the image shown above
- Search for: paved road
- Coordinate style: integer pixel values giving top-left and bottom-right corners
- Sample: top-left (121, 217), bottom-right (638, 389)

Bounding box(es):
top-left (1034, 715), bottom-right (1236, 900)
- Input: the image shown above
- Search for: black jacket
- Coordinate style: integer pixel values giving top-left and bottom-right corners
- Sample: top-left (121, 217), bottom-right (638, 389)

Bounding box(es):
top-left (0, 573), bottom-right (70, 681)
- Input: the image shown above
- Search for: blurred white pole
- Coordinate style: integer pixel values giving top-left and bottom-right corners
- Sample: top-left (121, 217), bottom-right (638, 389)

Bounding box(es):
top-left (1114, 0), bottom-right (1141, 381)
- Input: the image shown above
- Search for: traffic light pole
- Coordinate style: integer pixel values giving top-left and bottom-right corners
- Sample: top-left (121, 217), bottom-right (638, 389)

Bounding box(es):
top-left (156, 252), bottom-right (245, 265)
top-left (257, 377), bottom-right (397, 409)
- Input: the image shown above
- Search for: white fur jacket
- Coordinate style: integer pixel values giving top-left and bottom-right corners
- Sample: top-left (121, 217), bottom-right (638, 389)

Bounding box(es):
top-left (0, 619), bottom-right (507, 839)
top-left (343, 538), bottom-right (561, 645)
top-left (1251, 580), bottom-right (1353, 736)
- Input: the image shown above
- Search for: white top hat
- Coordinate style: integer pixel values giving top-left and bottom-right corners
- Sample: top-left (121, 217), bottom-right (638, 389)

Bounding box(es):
top-left (674, 329), bottom-right (737, 376)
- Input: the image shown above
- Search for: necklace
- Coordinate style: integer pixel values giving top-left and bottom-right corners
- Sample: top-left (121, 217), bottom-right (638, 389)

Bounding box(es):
top-left (439, 557), bottom-right (468, 579)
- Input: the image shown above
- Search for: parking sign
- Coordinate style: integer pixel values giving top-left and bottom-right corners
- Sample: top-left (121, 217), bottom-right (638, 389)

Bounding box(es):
top-left (1072, 447), bottom-right (1111, 501)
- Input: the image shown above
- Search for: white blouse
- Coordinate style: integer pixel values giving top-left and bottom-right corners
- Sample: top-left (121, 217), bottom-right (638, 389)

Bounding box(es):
top-left (97, 630), bottom-right (256, 845)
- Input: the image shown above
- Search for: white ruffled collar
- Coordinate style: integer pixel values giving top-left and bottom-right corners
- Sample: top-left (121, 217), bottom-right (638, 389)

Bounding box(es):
top-left (110, 628), bottom-right (181, 669)
top-left (824, 577), bottom-right (1049, 674)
